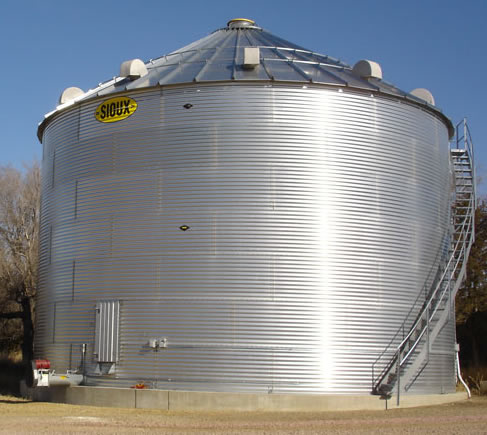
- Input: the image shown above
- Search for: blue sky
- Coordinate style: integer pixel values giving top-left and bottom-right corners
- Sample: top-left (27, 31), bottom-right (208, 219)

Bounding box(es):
top-left (1, 0), bottom-right (485, 194)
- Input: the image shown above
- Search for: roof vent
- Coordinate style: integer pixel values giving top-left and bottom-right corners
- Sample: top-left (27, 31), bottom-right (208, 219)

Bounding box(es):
top-left (120, 59), bottom-right (148, 80)
top-left (243, 47), bottom-right (260, 69)
top-left (410, 88), bottom-right (435, 106)
top-left (227, 18), bottom-right (256, 29)
top-left (353, 60), bottom-right (383, 80)
top-left (58, 87), bottom-right (84, 105)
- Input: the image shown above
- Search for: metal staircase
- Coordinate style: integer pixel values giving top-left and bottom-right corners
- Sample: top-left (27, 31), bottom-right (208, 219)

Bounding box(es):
top-left (371, 119), bottom-right (475, 404)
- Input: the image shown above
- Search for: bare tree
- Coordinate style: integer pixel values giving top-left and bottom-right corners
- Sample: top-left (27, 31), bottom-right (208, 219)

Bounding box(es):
top-left (456, 199), bottom-right (487, 368)
top-left (0, 163), bottom-right (40, 365)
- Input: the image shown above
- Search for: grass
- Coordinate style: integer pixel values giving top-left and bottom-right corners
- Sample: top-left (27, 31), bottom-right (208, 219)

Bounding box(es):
top-left (461, 365), bottom-right (487, 395)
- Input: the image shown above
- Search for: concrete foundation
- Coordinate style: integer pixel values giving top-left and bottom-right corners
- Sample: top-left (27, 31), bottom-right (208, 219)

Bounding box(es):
top-left (24, 385), bottom-right (468, 411)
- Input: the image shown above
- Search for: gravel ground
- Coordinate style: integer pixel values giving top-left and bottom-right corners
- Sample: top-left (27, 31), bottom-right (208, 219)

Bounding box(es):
top-left (1, 394), bottom-right (486, 434)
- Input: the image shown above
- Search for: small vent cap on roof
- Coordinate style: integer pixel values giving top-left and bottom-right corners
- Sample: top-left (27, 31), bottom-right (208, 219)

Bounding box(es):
top-left (120, 59), bottom-right (148, 80)
top-left (227, 18), bottom-right (256, 29)
top-left (59, 87), bottom-right (84, 105)
top-left (410, 88), bottom-right (435, 106)
top-left (353, 60), bottom-right (383, 80)
top-left (243, 47), bottom-right (260, 69)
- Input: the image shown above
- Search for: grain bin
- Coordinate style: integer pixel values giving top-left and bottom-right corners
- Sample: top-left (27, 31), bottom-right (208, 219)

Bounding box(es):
top-left (35, 18), bottom-right (475, 399)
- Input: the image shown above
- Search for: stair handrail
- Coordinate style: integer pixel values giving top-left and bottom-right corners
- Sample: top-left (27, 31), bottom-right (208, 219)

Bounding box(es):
top-left (371, 128), bottom-right (475, 395)
top-left (371, 255), bottom-right (445, 387)
top-left (372, 194), bottom-right (474, 394)
top-left (370, 232), bottom-right (449, 371)
top-left (399, 198), bottom-right (473, 359)
top-left (454, 118), bottom-right (476, 215)
top-left (372, 198), bottom-right (473, 391)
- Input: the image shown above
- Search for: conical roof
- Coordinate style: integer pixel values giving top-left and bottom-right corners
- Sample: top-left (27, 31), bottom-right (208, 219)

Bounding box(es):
top-left (105, 18), bottom-right (358, 89)
top-left (39, 18), bottom-right (453, 138)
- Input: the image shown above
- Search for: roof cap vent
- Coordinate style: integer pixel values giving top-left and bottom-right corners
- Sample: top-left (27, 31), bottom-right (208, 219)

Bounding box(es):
top-left (410, 88), bottom-right (435, 106)
top-left (58, 87), bottom-right (84, 105)
top-left (227, 18), bottom-right (256, 29)
top-left (353, 59), bottom-right (383, 80)
top-left (120, 59), bottom-right (148, 80)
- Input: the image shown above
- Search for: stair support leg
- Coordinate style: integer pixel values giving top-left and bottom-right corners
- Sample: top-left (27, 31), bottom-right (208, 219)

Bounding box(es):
top-left (396, 350), bottom-right (401, 406)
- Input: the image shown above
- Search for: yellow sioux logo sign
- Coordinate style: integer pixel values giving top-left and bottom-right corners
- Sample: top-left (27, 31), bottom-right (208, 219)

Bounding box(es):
top-left (95, 97), bottom-right (137, 123)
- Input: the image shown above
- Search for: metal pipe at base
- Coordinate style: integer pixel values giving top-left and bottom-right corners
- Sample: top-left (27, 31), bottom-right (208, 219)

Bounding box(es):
top-left (455, 343), bottom-right (471, 398)
top-left (48, 372), bottom-right (83, 387)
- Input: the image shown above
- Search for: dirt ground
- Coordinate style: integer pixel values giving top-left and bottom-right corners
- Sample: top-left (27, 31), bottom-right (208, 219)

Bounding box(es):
top-left (1, 395), bottom-right (486, 434)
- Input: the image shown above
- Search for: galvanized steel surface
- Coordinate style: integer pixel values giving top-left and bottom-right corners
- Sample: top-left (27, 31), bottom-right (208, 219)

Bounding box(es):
top-left (35, 83), bottom-right (455, 394)
top-left (37, 21), bottom-right (452, 140)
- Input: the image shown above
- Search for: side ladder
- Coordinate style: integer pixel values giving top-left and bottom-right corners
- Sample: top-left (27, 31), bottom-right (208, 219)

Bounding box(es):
top-left (371, 118), bottom-right (475, 403)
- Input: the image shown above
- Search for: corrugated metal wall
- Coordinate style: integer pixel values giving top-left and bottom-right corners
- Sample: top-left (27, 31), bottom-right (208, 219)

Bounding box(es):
top-left (35, 83), bottom-right (454, 394)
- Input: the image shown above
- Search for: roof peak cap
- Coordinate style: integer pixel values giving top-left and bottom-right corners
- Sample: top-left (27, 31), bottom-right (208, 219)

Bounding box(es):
top-left (227, 18), bottom-right (259, 29)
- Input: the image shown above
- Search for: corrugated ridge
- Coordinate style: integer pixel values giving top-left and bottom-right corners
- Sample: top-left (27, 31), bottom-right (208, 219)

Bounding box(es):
top-left (36, 83), bottom-right (452, 394)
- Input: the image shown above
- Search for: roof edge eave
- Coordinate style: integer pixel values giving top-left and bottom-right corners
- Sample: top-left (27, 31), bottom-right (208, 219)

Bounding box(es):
top-left (36, 80), bottom-right (454, 143)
